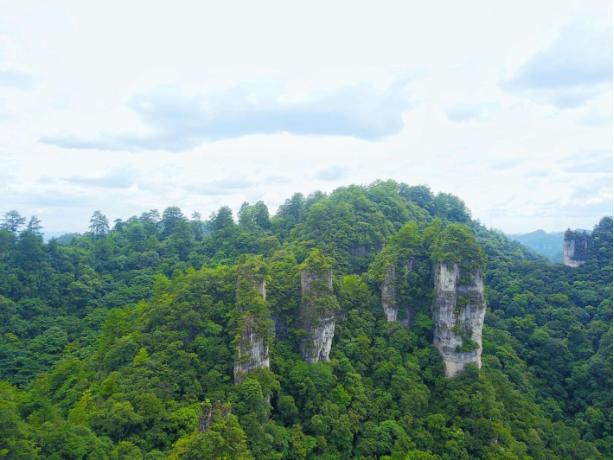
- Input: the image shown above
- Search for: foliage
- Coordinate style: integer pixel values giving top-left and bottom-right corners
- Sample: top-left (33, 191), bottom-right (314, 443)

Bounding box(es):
top-left (0, 183), bottom-right (611, 459)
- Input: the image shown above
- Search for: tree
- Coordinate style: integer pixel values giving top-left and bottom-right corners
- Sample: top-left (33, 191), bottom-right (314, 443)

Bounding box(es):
top-left (210, 206), bottom-right (235, 232)
top-left (1, 210), bottom-right (26, 233)
top-left (253, 201), bottom-right (271, 229)
top-left (140, 209), bottom-right (161, 225)
top-left (191, 212), bottom-right (205, 239)
top-left (89, 211), bottom-right (109, 236)
top-left (171, 407), bottom-right (253, 460)
top-left (162, 206), bottom-right (186, 238)
top-left (399, 184), bottom-right (435, 211)
top-left (26, 216), bottom-right (43, 235)
top-left (278, 193), bottom-right (305, 224)
top-left (113, 218), bottom-right (125, 231)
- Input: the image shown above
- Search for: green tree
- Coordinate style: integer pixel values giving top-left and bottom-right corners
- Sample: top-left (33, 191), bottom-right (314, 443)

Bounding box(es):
top-left (89, 210), bottom-right (109, 236)
top-left (1, 210), bottom-right (26, 234)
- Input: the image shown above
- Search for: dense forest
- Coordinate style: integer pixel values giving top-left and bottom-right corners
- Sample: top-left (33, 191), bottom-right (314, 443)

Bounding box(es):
top-left (0, 180), bottom-right (611, 459)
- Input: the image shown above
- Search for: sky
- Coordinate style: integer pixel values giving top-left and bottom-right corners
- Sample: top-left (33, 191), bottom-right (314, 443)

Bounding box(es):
top-left (0, 0), bottom-right (612, 235)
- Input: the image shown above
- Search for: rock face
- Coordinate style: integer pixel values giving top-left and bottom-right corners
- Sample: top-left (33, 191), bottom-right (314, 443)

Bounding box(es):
top-left (381, 266), bottom-right (397, 321)
top-left (299, 268), bottom-right (335, 364)
top-left (199, 401), bottom-right (231, 433)
top-left (432, 262), bottom-right (486, 378)
top-left (381, 258), bottom-right (415, 325)
top-left (350, 246), bottom-right (368, 258)
top-left (563, 230), bottom-right (593, 267)
top-left (234, 273), bottom-right (270, 384)
top-left (271, 314), bottom-right (288, 340)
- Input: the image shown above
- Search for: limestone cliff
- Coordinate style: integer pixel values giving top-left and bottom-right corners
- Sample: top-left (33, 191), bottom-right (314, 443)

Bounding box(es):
top-left (199, 401), bottom-right (231, 433)
top-left (381, 265), bottom-right (397, 321)
top-left (234, 262), bottom-right (271, 384)
top-left (299, 268), bottom-right (336, 364)
top-left (381, 258), bottom-right (415, 325)
top-left (432, 262), bottom-right (486, 378)
top-left (398, 259), bottom-right (415, 327)
top-left (563, 230), bottom-right (593, 267)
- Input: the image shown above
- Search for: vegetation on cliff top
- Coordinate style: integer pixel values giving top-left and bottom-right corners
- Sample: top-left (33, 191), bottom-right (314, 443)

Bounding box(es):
top-left (0, 180), bottom-right (611, 459)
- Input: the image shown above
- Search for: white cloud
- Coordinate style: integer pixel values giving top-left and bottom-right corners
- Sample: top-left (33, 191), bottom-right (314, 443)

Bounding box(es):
top-left (0, 68), bottom-right (39, 91)
top-left (314, 165), bottom-right (349, 181)
top-left (446, 103), bottom-right (499, 123)
top-left (40, 80), bottom-right (414, 151)
top-left (502, 17), bottom-right (613, 108)
top-left (0, 0), bottom-right (611, 234)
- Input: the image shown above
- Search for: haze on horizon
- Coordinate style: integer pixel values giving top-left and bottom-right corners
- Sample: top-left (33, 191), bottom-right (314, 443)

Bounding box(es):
top-left (0, 0), bottom-right (612, 235)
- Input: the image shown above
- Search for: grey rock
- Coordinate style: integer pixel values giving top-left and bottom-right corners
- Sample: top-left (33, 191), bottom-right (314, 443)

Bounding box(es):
top-left (350, 246), bottom-right (368, 258)
top-left (381, 258), bottom-right (415, 326)
top-left (381, 265), bottom-right (397, 321)
top-left (563, 231), bottom-right (593, 267)
top-left (299, 268), bottom-right (335, 364)
top-left (271, 314), bottom-right (288, 340)
top-left (234, 276), bottom-right (270, 384)
top-left (432, 262), bottom-right (486, 378)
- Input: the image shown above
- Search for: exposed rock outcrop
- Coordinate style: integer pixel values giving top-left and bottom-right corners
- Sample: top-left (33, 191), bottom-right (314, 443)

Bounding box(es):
top-left (271, 314), bottom-right (288, 340)
top-left (199, 401), bottom-right (231, 433)
top-left (432, 262), bottom-right (486, 378)
top-left (563, 230), bottom-right (593, 267)
top-left (381, 258), bottom-right (415, 325)
top-left (350, 246), bottom-right (368, 258)
top-left (299, 268), bottom-right (336, 364)
top-left (234, 264), bottom-right (270, 384)
top-left (381, 265), bottom-right (397, 321)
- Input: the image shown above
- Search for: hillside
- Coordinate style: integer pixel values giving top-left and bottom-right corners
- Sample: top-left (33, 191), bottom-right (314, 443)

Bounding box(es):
top-left (506, 229), bottom-right (594, 263)
top-left (506, 230), bottom-right (564, 260)
top-left (0, 180), bottom-right (611, 459)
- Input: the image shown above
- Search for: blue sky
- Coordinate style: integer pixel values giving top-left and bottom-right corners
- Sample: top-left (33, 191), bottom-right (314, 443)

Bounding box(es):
top-left (0, 0), bottom-right (612, 233)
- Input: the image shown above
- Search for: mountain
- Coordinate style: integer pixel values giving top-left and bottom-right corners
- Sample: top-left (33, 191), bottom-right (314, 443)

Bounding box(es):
top-left (506, 229), bottom-right (564, 259)
top-left (0, 181), bottom-right (611, 459)
top-left (507, 228), bottom-right (590, 262)
top-left (43, 231), bottom-right (82, 244)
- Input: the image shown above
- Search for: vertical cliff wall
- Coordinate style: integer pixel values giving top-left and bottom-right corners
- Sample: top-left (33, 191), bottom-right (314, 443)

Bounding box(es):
top-left (299, 268), bottom-right (336, 364)
top-left (432, 262), bottom-right (486, 378)
top-left (563, 230), bottom-right (593, 267)
top-left (381, 258), bottom-right (415, 325)
top-left (381, 265), bottom-right (397, 321)
top-left (234, 261), bottom-right (271, 384)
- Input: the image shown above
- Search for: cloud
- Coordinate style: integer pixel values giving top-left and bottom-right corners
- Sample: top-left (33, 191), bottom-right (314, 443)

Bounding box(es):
top-left (0, 68), bottom-right (39, 91)
top-left (40, 79), bottom-right (414, 152)
top-left (526, 170), bottom-right (550, 178)
top-left (576, 109), bottom-right (613, 127)
top-left (489, 158), bottom-right (525, 171)
top-left (39, 131), bottom-right (126, 151)
top-left (446, 103), bottom-right (498, 123)
top-left (569, 175), bottom-right (613, 204)
top-left (501, 18), bottom-right (613, 108)
top-left (558, 150), bottom-right (613, 174)
top-left (0, 157), bottom-right (18, 184)
top-left (138, 175), bottom-right (257, 196)
top-left (3, 185), bottom-right (95, 208)
top-left (0, 98), bottom-right (11, 120)
top-left (314, 165), bottom-right (349, 181)
top-left (184, 176), bottom-right (256, 196)
top-left (61, 166), bottom-right (139, 188)
top-left (261, 176), bottom-right (291, 185)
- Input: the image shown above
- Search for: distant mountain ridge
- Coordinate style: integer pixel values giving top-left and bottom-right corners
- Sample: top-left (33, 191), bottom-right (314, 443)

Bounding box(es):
top-left (507, 228), bottom-right (589, 262)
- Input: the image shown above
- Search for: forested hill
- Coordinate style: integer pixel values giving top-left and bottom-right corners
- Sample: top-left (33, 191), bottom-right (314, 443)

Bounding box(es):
top-left (0, 180), bottom-right (611, 459)
top-left (506, 230), bottom-right (565, 262)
